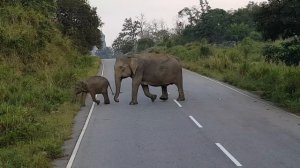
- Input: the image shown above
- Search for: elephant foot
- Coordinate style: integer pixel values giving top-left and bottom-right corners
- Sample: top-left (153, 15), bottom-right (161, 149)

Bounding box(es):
top-left (159, 95), bottom-right (168, 101)
top-left (151, 95), bottom-right (157, 102)
top-left (95, 100), bottom-right (100, 105)
top-left (177, 97), bottom-right (185, 101)
top-left (104, 101), bottom-right (110, 104)
top-left (129, 101), bottom-right (138, 105)
top-left (114, 97), bottom-right (119, 102)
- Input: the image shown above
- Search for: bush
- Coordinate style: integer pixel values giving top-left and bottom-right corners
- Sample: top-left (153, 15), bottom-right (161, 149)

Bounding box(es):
top-left (137, 38), bottom-right (155, 52)
top-left (199, 45), bottom-right (212, 58)
top-left (263, 37), bottom-right (300, 66)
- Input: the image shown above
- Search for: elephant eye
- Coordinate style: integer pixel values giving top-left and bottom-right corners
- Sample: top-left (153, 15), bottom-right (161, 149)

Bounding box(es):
top-left (120, 65), bottom-right (126, 71)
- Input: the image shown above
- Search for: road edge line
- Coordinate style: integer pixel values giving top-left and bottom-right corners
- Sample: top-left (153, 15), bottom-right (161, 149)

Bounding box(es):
top-left (194, 71), bottom-right (300, 120)
top-left (66, 102), bottom-right (96, 168)
top-left (66, 63), bottom-right (104, 168)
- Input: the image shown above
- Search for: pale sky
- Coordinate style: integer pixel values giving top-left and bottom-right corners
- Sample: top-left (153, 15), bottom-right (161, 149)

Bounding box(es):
top-left (89, 0), bottom-right (266, 47)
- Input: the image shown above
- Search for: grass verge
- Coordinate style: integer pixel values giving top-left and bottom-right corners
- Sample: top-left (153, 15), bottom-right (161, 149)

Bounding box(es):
top-left (0, 3), bottom-right (101, 167)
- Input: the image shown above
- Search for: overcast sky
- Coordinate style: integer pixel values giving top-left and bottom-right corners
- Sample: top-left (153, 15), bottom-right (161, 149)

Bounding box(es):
top-left (89, 0), bottom-right (266, 47)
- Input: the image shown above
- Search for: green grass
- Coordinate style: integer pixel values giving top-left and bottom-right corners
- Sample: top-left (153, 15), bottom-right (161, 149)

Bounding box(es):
top-left (0, 3), bottom-right (101, 167)
top-left (0, 56), bottom-right (100, 167)
top-left (149, 39), bottom-right (300, 115)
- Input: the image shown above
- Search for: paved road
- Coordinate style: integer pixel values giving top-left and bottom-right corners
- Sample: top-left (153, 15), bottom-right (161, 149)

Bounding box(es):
top-left (69, 59), bottom-right (300, 168)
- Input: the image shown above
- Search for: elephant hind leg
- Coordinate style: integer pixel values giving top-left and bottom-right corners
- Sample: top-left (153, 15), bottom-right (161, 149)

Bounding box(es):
top-left (141, 84), bottom-right (157, 102)
top-left (103, 92), bottom-right (110, 104)
top-left (90, 92), bottom-right (100, 105)
top-left (160, 86), bottom-right (168, 100)
top-left (175, 82), bottom-right (185, 101)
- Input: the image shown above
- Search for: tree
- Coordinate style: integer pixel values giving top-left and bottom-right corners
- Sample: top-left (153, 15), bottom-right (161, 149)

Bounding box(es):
top-left (231, 2), bottom-right (259, 28)
top-left (112, 18), bottom-right (142, 54)
top-left (182, 9), bottom-right (232, 43)
top-left (112, 32), bottom-right (135, 54)
top-left (144, 19), bottom-right (170, 43)
top-left (254, 0), bottom-right (300, 40)
top-left (199, 0), bottom-right (211, 14)
top-left (178, 7), bottom-right (202, 26)
top-left (178, 0), bottom-right (210, 27)
top-left (121, 18), bottom-right (141, 41)
top-left (226, 23), bottom-right (254, 41)
top-left (136, 13), bottom-right (147, 38)
top-left (57, 0), bottom-right (103, 54)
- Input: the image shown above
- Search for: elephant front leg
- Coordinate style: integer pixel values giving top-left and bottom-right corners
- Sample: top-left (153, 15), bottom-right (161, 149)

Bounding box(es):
top-left (160, 86), bottom-right (168, 100)
top-left (142, 84), bottom-right (157, 102)
top-left (130, 78), bottom-right (142, 105)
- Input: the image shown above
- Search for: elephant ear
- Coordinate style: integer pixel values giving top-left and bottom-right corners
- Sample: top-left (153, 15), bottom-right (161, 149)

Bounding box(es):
top-left (130, 57), bottom-right (139, 75)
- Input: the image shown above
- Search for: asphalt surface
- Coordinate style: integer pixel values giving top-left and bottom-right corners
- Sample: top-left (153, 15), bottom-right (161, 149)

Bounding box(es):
top-left (66, 59), bottom-right (300, 168)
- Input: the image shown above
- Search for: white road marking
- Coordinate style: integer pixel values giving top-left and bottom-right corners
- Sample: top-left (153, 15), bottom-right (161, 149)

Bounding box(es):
top-left (101, 63), bottom-right (104, 76)
top-left (66, 63), bottom-right (104, 168)
top-left (189, 116), bottom-right (203, 128)
top-left (66, 101), bottom-right (96, 168)
top-left (216, 143), bottom-right (242, 167)
top-left (289, 113), bottom-right (300, 119)
top-left (198, 74), bottom-right (251, 98)
top-left (173, 99), bottom-right (182, 107)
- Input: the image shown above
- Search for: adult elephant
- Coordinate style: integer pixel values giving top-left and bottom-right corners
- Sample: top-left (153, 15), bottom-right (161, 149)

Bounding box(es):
top-left (114, 53), bottom-right (185, 105)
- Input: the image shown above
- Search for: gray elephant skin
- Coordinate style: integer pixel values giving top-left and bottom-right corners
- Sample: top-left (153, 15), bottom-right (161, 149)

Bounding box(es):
top-left (75, 76), bottom-right (114, 106)
top-left (114, 53), bottom-right (185, 105)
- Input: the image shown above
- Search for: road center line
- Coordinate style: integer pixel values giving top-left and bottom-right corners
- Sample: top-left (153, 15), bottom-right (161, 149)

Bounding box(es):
top-left (216, 143), bottom-right (242, 167)
top-left (189, 116), bottom-right (203, 128)
top-left (173, 99), bottom-right (182, 107)
top-left (66, 63), bottom-right (104, 168)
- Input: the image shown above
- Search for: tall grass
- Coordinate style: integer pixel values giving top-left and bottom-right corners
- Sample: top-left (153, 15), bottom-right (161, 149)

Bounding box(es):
top-left (0, 3), bottom-right (101, 167)
top-left (149, 39), bottom-right (300, 115)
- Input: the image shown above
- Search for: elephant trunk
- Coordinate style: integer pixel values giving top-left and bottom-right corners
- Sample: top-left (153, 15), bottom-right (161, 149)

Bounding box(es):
top-left (114, 75), bottom-right (121, 102)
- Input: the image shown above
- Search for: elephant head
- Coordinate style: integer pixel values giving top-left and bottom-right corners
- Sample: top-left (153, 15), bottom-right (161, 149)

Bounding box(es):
top-left (114, 56), bottom-right (138, 102)
top-left (74, 81), bottom-right (88, 95)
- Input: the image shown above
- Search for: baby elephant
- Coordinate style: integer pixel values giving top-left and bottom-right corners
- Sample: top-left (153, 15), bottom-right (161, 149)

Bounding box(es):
top-left (75, 76), bottom-right (114, 106)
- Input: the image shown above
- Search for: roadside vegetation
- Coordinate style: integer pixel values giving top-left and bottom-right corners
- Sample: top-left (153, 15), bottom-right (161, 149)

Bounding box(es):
top-left (0, 0), bottom-right (102, 167)
top-left (149, 38), bottom-right (300, 114)
top-left (112, 0), bottom-right (300, 114)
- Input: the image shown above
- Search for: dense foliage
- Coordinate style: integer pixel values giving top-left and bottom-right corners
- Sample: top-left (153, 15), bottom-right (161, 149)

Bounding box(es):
top-left (0, 0), bottom-right (101, 167)
top-left (263, 37), bottom-right (300, 66)
top-left (57, 0), bottom-right (103, 54)
top-left (254, 0), bottom-right (300, 40)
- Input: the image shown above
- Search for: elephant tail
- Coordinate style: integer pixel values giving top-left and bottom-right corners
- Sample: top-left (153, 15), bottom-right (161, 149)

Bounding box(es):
top-left (108, 82), bottom-right (114, 95)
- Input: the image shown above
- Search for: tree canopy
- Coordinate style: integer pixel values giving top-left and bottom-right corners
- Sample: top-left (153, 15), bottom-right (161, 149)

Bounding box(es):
top-left (57, 0), bottom-right (103, 54)
top-left (254, 0), bottom-right (300, 40)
